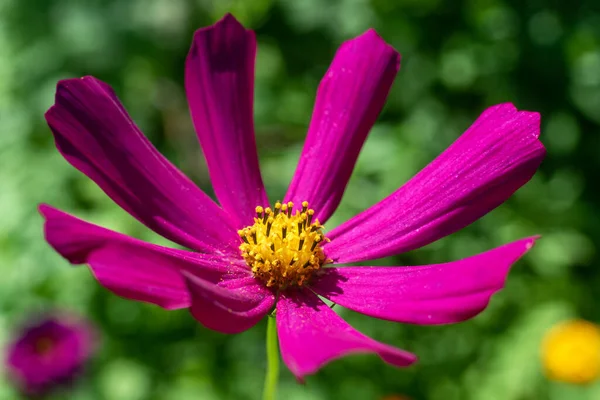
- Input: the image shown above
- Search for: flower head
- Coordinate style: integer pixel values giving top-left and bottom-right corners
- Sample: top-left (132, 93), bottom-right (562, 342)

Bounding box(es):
top-left (542, 319), bottom-right (600, 384)
top-left (40, 14), bottom-right (545, 379)
top-left (4, 315), bottom-right (96, 395)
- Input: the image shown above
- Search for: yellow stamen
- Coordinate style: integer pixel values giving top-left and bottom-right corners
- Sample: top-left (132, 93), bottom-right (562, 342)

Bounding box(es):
top-left (238, 201), bottom-right (330, 289)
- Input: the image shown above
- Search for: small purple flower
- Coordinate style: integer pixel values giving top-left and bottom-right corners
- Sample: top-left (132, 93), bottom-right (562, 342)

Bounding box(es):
top-left (40, 14), bottom-right (545, 380)
top-left (5, 315), bottom-right (95, 394)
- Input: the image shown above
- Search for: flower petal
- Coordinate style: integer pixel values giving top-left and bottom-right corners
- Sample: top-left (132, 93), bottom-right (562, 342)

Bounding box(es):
top-left (325, 103), bottom-right (545, 263)
top-left (276, 289), bottom-right (416, 380)
top-left (186, 14), bottom-right (268, 227)
top-left (313, 237), bottom-right (536, 325)
top-left (45, 76), bottom-right (238, 254)
top-left (40, 204), bottom-right (248, 310)
top-left (284, 29), bottom-right (400, 224)
top-left (183, 272), bottom-right (274, 334)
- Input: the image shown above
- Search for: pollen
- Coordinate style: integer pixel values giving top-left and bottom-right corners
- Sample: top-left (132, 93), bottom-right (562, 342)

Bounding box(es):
top-left (238, 201), bottom-right (330, 289)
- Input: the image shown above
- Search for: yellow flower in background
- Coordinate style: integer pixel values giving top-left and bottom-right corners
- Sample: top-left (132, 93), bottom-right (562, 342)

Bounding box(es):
top-left (542, 319), bottom-right (600, 384)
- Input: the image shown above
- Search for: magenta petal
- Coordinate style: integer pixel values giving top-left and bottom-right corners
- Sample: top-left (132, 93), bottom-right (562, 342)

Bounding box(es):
top-left (40, 204), bottom-right (248, 310)
top-left (284, 29), bottom-right (400, 223)
top-left (183, 272), bottom-right (274, 334)
top-left (313, 237), bottom-right (536, 325)
top-left (276, 289), bottom-right (417, 380)
top-left (45, 76), bottom-right (238, 254)
top-left (325, 103), bottom-right (545, 263)
top-left (186, 14), bottom-right (268, 227)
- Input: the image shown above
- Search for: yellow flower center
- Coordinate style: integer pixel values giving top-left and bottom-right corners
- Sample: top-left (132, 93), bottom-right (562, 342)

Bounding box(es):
top-left (541, 319), bottom-right (600, 384)
top-left (238, 201), bottom-right (330, 289)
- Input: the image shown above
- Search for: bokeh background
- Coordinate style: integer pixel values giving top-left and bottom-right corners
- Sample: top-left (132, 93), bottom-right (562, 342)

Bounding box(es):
top-left (1, 0), bottom-right (600, 398)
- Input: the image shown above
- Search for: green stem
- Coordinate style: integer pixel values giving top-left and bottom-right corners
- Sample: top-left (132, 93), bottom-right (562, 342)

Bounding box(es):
top-left (262, 315), bottom-right (279, 400)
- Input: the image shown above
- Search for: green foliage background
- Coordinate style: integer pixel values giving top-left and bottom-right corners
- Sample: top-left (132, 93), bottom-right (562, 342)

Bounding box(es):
top-left (1, 0), bottom-right (600, 398)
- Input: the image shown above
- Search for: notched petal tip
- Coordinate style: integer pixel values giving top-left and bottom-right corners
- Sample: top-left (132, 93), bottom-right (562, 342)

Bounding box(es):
top-left (485, 102), bottom-right (544, 140)
top-left (190, 13), bottom-right (250, 44)
top-left (38, 204), bottom-right (205, 310)
top-left (53, 75), bottom-right (99, 92)
top-left (44, 72), bottom-right (238, 252)
top-left (185, 12), bottom-right (267, 226)
top-left (219, 13), bottom-right (244, 26)
top-left (45, 78), bottom-right (81, 116)
top-left (340, 28), bottom-right (401, 68)
top-left (38, 203), bottom-right (53, 217)
top-left (188, 17), bottom-right (255, 71)
top-left (325, 100), bottom-right (546, 262)
top-left (284, 25), bottom-right (401, 224)
top-left (494, 103), bottom-right (546, 158)
top-left (315, 236), bottom-right (539, 326)
top-left (47, 76), bottom-right (113, 118)
top-left (38, 204), bottom-right (77, 262)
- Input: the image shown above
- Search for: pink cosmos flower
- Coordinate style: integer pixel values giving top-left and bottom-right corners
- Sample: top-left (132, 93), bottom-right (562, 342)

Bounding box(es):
top-left (5, 315), bottom-right (95, 395)
top-left (40, 14), bottom-right (545, 380)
